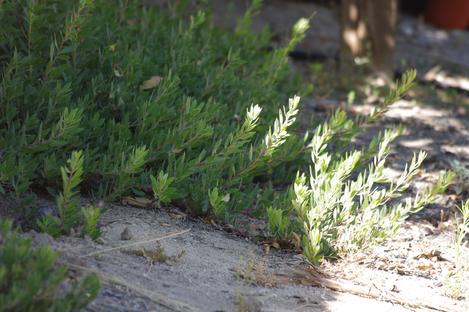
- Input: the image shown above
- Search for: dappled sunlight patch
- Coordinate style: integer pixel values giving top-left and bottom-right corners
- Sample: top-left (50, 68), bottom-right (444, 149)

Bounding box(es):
top-left (398, 138), bottom-right (434, 149)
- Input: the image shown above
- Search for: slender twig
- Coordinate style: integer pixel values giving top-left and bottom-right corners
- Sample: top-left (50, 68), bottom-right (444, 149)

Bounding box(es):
top-left (80, 229), bottom-right (191, 258)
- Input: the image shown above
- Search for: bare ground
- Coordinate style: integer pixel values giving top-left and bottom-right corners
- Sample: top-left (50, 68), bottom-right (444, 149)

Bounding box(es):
top-left (16, 1), bottom-right (469, 311)
top-left (24, 200), bottom-right (466, 312)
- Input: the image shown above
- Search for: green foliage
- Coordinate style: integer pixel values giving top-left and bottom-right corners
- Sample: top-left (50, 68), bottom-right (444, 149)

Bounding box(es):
top-left (58, 150), bottom-right (84, 232)
top-left (444, 199), bottom-right (469, 299)
top-left (81, 205), bottom-right (101, 240)
top-left (38, 151), bottom-right (100, 238)
top-left (456, 200), bottom-right (469, 254)
top-left (107, 146), bottom-right (149, 200)
top-left (266, 207), bottom-right (290, 238)
top-left (0, 219), bottom-right (100, 312)
top-left (0, 0), bottom-right (307, 220)
top-left (208, 187), bottom-right (230, 220)
top-left (0, 0), bottom-right (449, 263)
top-left (283, 73), bottom-right (453, 264)
top-left (151, 171), bottom-right (177, 207)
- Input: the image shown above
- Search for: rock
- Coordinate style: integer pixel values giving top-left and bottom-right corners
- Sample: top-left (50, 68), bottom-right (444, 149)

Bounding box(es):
top-left (95, 237), bottom-right (106, 245)
top-left (120, 227), bottom-right (133, 240)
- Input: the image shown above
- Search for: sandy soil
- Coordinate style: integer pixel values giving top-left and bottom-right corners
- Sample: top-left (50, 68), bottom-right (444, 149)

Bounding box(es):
top-left (24, 202), bottom-right (465, 312)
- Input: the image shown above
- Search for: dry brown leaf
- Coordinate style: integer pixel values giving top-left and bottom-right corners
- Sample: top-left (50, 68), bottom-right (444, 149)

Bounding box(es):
top-left (140, 75), bottom-right (162, 90)
top-left (417, 261), bottom-right (433, 270)
top-left (113, 69), bottom-right (123, 77)
top-left (122, 196), bottom-right (153, 208)
top-left (415, 249), bottom-right (445, 261)
top-left (169, 210), bottom-right (187, 219)
top-left (291, 232), bottom-right (301, 251)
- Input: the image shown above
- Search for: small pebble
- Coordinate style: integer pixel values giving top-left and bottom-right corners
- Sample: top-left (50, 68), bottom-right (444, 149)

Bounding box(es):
top-left (95, 237), bottom-right (106, 245)
top-left (121, 227), bottom-right (133, 240)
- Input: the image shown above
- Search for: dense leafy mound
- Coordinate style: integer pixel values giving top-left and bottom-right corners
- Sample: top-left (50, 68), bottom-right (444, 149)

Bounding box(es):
top-left (0, 0), bottom-right (307, 214)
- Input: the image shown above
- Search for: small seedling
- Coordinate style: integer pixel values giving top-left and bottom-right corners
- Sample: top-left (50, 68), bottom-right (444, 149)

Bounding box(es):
top-left (38, 151), bottom-right (101, 238)
top-left (235, 256), bottom-right (287, 287)
top-left (444, 200), bottom-right (469, 299)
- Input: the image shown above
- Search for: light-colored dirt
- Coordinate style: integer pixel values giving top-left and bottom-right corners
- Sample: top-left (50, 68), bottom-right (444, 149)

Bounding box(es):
top-left (25, 203), bottom-right (464, 311)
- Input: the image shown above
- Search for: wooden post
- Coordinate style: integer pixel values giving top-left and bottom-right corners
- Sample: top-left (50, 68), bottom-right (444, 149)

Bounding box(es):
top-left (366, 0), bottom-right (398, 79)
top-left (340, 0), bottom-right (398, 81)
top-left (340, 0), bottom-right (368, 62)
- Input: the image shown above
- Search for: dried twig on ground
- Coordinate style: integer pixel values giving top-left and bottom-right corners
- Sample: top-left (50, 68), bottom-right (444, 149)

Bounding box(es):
top-left (79, 229), bottom-right (191, 258)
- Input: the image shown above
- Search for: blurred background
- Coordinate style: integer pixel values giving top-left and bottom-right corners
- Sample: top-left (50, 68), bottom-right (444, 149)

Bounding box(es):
top-left (150, 0), bottom-right (469, 92)
top-left (149, 0), bottom-right (469, 219)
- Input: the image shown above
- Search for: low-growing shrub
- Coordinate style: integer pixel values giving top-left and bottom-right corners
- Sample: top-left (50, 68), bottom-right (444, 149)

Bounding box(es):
top-left (0, 0), bottom-right (451, 263)
top-left (0, 219), bottom-right (100, 312)
top-left (38, 151), bottom-right (101, 239)
top-left (265, 71), bottom-right (453, 263)
top-left (0, 0), bottom-right (308, 219)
